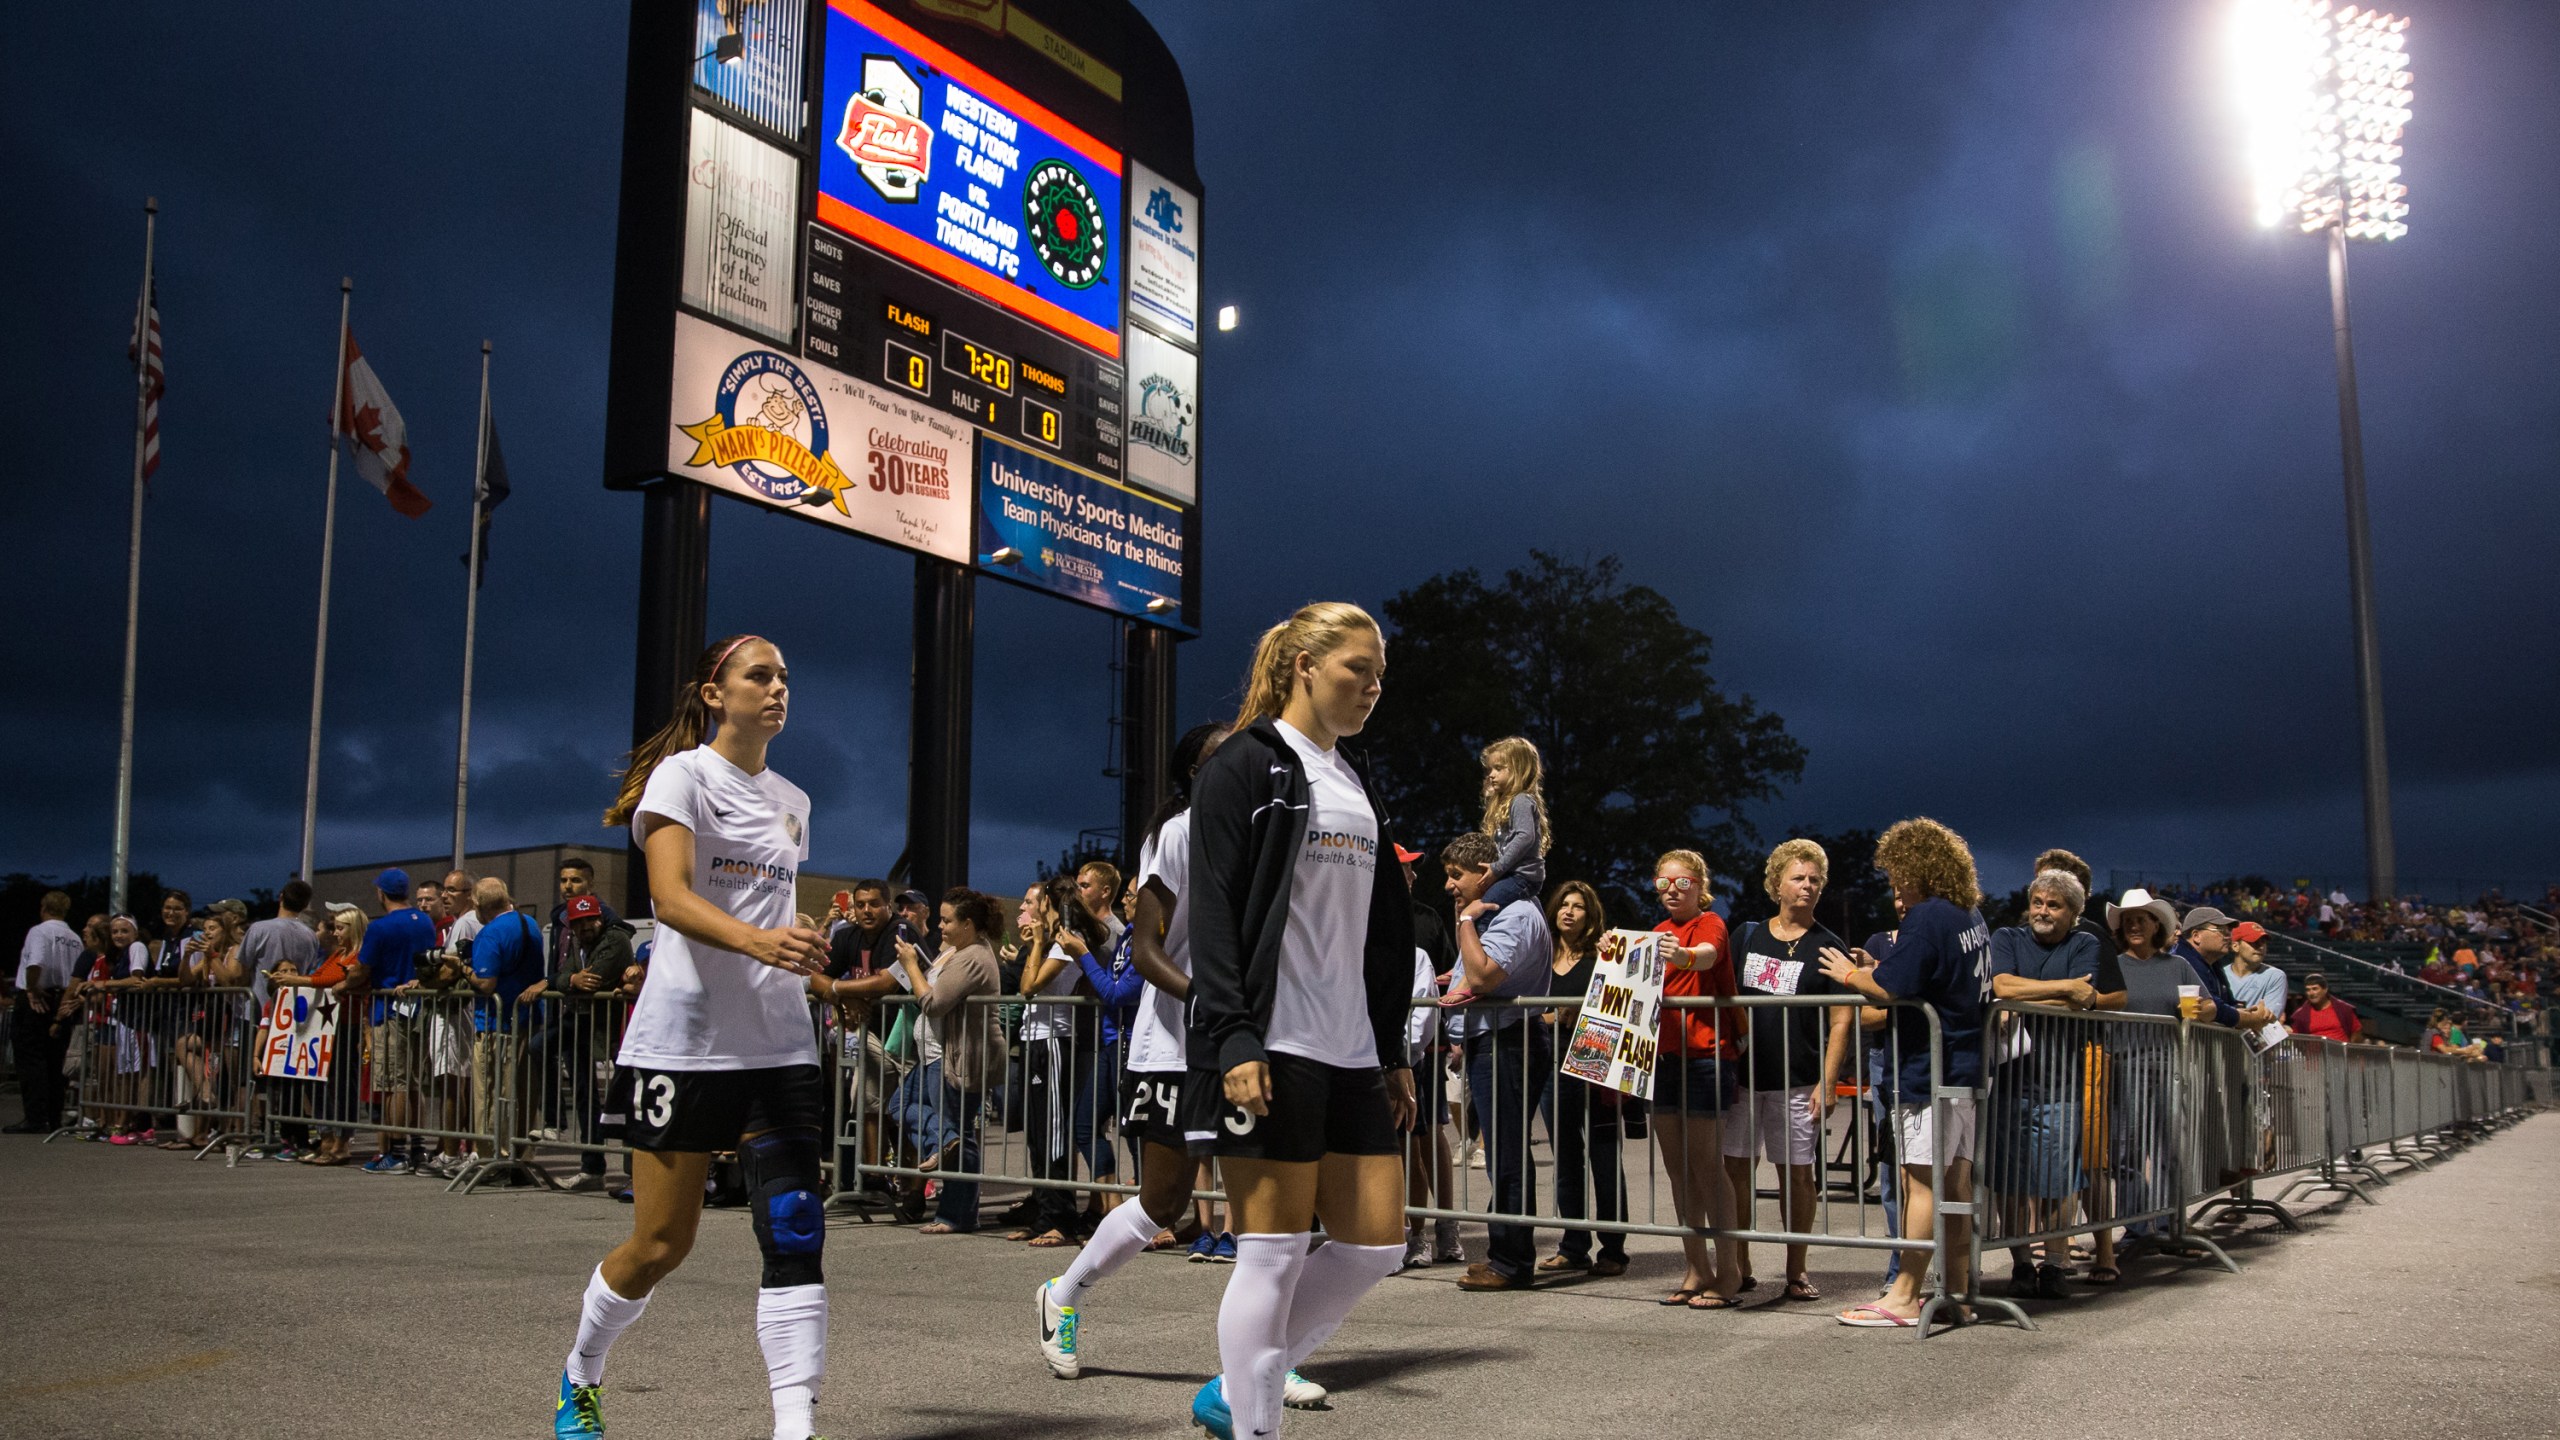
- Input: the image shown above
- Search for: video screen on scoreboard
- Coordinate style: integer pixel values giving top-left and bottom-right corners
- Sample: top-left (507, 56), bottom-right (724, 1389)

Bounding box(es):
top-left (816, 0), bottom-right (1125, 360)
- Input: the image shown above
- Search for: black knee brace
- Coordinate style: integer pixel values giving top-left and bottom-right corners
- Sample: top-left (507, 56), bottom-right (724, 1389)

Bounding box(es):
top-left (743, 1128), bottom-right (826, 1288)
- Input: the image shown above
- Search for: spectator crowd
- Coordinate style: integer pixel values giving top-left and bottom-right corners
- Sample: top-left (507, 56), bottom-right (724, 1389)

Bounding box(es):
top-left (7, 786), bottom-right (2550, 1331)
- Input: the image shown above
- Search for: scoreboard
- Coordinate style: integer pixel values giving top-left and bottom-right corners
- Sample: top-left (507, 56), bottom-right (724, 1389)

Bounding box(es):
top-left (612, 0), bottom-right (1202, 632)
top-left (803, 222), bottom-right (1127, 479)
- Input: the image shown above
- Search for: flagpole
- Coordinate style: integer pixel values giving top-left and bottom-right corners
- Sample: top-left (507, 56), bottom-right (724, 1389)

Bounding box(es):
top-left (300, 277), bottom-right (352, 884)
top-left (110, 197), bottom-right (157, 918)
top-left (454, 340), bottom-right (491, 873)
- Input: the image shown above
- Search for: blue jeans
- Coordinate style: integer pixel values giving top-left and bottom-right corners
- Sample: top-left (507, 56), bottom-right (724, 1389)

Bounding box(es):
top-left (894, 1060), bottom-right (980, 1230)
top-left (1480, 870), bottom-right (1541, 913)
top-left (1463, 1022), bottom-right (1541, 1280)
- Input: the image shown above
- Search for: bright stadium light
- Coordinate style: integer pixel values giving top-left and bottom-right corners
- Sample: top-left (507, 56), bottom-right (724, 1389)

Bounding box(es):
top-left (2229, 0), bottom-right (2414, 902)
top-left (2233, 1), bottom-right (2412, 238)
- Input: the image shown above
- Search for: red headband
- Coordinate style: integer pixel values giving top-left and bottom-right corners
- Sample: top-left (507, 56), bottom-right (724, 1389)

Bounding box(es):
top-left (708, 634), bottom-right (766, 680)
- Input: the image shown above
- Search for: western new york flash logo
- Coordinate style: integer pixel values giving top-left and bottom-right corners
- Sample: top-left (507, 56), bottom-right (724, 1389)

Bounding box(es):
top-left (1023, 159), bottom-right (1107, 290)
top-left (676, 349), bottom-right (858, 513)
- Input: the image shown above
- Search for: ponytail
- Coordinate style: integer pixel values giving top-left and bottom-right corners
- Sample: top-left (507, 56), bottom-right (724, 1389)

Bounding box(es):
top-left (1143, 720), bottom-right (1231, 850)
top-left (604, 633), bottom-right (766, 827)
top-left (1230, 601), bottom-right (1380, 733)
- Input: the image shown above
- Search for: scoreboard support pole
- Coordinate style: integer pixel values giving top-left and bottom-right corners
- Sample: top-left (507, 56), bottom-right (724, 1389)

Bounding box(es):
top-left (906, 556), bottom-right (976, 904)
top-left (623, 481), bottom-right (712, 916)
top-left (1119, 622), bottom-right (1178, 868)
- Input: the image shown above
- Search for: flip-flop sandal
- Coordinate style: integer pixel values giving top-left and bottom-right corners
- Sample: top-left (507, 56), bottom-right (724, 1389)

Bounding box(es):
top-left (2084, 1265), bottom-right (2121, 1285)
top-left (1004, 1229), bottom-right (1038, 1242)
top-left (1837, 1304), bottom-right (1918, 1328)
top-left (1687, 1292), bottom-right (1740, 1310)
top-left (1657, 1288), bottom-right (1700, 1307)
top-left (1537, 1254), bottom-right (1589, 1273)
top-left (1784, 1277), bottom-right (1822, 1302)
top-left (1736, 1277), bottom-right (1758, 1293)
top-left (1027, 1230), bottom-right (1075, 1248)
top-left (919, 1221), bottom-right (961, 1235)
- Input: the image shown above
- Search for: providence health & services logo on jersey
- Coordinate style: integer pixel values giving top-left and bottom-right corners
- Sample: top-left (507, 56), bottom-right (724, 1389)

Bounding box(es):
top-left (1301, 827), bottom-right (1376, 873)
top-left (706, 854), bottom-right (797, 906)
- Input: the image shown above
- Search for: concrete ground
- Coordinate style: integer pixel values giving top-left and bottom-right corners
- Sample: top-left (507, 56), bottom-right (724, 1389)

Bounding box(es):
top-left (3, 1117), bottom-right (2555, 1440)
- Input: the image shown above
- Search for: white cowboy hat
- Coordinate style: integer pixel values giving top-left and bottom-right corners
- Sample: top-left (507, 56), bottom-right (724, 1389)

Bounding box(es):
top-left (2104, 888), bottom-right (2180, 942)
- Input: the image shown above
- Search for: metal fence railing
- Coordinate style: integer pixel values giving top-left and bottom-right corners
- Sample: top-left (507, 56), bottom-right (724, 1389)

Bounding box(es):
top-left (28, 978), bottom-right (2550, 1341)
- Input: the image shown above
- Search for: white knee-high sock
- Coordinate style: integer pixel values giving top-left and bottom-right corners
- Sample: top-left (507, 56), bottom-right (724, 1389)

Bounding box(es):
top-left (1218, 1233), bottom-right (1310, 1439)
top-left (1057, 1199), bottom-right (1160, 1307)
top-left (757, 1283), bottom-right (828, 1440)
top-left (566, 1266), bottom-right (651, 1385)
top-left (1282, 1241), bottom-right (1403, 1369)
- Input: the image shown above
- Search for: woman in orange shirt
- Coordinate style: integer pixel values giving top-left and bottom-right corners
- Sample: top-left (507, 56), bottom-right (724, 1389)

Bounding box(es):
top-left (275, 905), bottom-right (365, 1166)
top-left (1648, 848), bottom-right (1744, 1309)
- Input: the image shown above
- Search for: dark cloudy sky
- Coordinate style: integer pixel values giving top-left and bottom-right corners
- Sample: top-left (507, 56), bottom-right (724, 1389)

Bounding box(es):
top-left (5, 1), bottom-right (2554, 906)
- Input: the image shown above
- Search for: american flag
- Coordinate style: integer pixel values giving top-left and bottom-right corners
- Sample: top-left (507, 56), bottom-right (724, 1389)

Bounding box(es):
top-left (129, 283), bottom-right (164, 480)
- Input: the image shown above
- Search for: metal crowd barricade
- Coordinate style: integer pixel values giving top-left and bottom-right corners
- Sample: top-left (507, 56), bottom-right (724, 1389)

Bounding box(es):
top-left (261, 987), bottom-right (520, 1184)
top-left (1409, 992), bottom-right (2001, 1334)
top-left (1972, 1005), bottom-right (2233, 1300)
top-left (834, 993), bottom-right (1150, 1230)
top-left (514, 990), bottom-right (637, 1189)
top-left (53, 985), bottom-right (260, 1157)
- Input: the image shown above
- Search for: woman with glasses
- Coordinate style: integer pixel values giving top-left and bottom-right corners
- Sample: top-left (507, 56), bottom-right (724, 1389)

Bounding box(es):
top-left (1647, 849), bottom-right (1745, 1309)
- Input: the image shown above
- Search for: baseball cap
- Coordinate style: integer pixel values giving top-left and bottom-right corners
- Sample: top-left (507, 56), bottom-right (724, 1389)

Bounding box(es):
top-left (2181, 905), bottom-right (2236, 933)
top-left (565, 894), bottom-right (604, 923)
top-left (2232, 920), bottom-right (2268, 944)
top-left (1393, 844), bottom-right (1426, 865)
top-left (895, 889), bottom-right (930, 909)
top-left (375, 867), bottom-right (411, 898)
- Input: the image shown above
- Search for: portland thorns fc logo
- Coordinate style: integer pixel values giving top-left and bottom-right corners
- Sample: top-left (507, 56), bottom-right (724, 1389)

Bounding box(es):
top-left (1023, 159), bottom-right (1107, 290)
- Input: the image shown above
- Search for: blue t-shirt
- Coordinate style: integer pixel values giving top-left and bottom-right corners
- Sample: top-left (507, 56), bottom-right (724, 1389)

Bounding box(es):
top-left (469, 910), bottom-right (546, 1032)
top-left (1870, 898), bottom-right (1990, 1100)
top-left (358, 906), bottom-right (440, 1025)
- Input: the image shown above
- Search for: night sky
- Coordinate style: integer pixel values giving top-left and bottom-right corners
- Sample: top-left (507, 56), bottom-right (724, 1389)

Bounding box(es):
top-left (6, 1), bottom-right (2555, 906)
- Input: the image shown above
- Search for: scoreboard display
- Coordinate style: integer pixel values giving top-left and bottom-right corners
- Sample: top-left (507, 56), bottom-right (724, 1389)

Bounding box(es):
top-left (803, 222), bottom-right (1127, 479)
top-left (623, 0), bottom-right (1202, 631)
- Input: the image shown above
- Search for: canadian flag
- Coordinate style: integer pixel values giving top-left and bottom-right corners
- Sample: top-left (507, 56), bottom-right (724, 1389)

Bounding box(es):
top-left (338, 327), bottom-right (428, 518)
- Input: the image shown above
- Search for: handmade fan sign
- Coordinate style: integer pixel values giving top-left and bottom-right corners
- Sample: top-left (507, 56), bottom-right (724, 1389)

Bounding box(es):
top-left (1558, 928), bottom-right (1668, 1100)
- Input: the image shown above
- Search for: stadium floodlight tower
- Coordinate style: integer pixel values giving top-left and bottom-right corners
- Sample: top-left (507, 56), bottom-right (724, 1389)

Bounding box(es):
top-left (2233, 0), bottom-right (2412, 903)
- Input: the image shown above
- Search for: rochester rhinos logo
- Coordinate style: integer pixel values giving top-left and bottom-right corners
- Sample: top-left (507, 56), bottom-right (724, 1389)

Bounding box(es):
top-left (1023, 159), bottom-right (1107, 290)
top-left (1131, 371), bottom-right (1192, 465)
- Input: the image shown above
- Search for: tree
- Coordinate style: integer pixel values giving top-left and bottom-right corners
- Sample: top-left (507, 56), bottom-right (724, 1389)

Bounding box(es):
top-left (1360, 552), bottom-right (1806, 926)
top-left (1, 871), bottom-right (172, 959)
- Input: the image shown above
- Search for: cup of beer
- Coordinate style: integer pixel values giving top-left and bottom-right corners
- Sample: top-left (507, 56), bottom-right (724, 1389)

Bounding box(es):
top-left (2176, 984), bottom-right (2204, 1021)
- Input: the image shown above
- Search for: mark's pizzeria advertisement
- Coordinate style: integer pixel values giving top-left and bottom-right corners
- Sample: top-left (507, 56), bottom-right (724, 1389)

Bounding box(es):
top-left (667, 311), bottom-right (971, 562)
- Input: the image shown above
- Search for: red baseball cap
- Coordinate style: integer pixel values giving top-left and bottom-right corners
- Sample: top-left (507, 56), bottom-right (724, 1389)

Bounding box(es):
top-left (1393, 844), bottom-right (1426, 865)
top-left (565, 894), bottom-right (604, 922)
top-left (2232, 920), bottom-right (2268, 944)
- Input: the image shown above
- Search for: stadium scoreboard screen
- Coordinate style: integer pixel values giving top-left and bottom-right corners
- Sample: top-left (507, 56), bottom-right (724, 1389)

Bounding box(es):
top-left (612, 0), bottom-right (1202, 631)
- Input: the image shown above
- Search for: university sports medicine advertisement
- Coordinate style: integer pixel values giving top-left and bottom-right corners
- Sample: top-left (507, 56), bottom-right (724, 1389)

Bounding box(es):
top-left (667, 311), bottom-right (972, 562)
top-left (816, 0), bottom-right (1126, 359)
top-left (977, 434), bottom-right (1189, 628)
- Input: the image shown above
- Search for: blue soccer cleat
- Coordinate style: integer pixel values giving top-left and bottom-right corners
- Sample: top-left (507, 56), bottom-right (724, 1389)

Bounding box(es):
top-left (1190, 1376), bottom-right (1233, 1439)
top-left (555, 1370), bottom-right (605, 1437)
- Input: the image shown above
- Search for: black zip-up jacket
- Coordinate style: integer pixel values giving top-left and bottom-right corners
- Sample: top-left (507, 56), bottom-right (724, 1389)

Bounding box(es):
top-left (1186, 717), bottom-right (1417, 1077)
